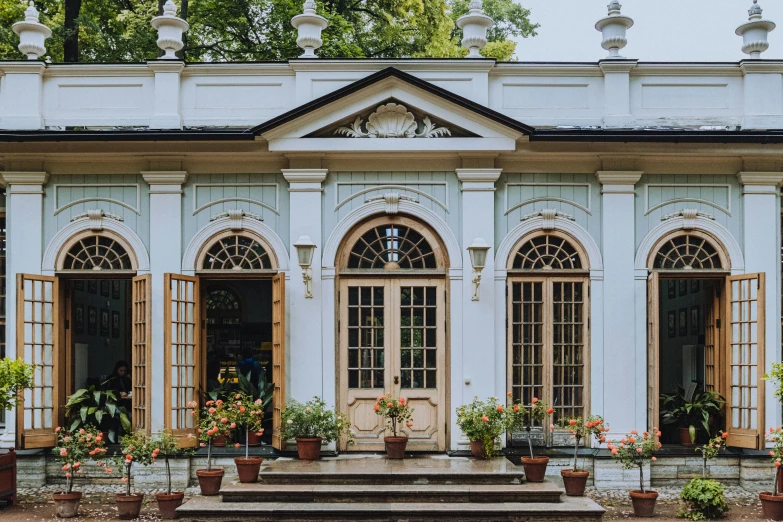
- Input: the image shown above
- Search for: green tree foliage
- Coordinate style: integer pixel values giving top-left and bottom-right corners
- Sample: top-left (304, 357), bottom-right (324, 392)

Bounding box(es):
top-left (0, 0), bottom-right (536, 62)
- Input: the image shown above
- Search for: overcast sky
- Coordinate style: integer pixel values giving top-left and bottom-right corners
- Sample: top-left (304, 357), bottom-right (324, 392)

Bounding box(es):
top-left (513, 0), bottom-right (783, 62)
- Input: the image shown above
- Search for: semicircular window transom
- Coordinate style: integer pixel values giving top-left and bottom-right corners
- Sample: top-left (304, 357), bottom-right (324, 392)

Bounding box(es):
top-left (63, 235), bottom-right (132, 270)
top-left (512, 234), bottom-right (583, 270)
top-left (206, 288), bottom-right (241, 325)
top-left (348, 224), bottom-right (437, 270)
top-left (201, 234), bottom-right (273, 271)
top-left (652, 234), bottom-right (723, 270)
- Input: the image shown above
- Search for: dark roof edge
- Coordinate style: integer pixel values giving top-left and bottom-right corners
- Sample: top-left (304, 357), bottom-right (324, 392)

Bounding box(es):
top-left (248, 67), bottom-right (535, 136)
top-left (0, 129), bottom-right (254, 142)
top-left (530, 129), bottom-right (783, 144)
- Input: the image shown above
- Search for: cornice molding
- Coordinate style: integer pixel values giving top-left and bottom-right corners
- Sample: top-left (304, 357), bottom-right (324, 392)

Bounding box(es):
top-left (736, 171), bottom-right (783, 186)
top-left (0, 62), bottom-right (46, 76)
top-left (0, 171), bottom-right (49, 186)
top-left (595, 171), bottom-right (643, 185)
top-left (288, 59), bottom-right (496, 74)
top-left (147, 60), bottom-right (185, 74)
top-left (141, 171), bottom-right (188, 185)
top-left (490, 63), bottom-right (604, 77)
top-left (739, 60), bottom-right (783, 75)
top-left (632, 63), bottom-right (744, 77)
top-left (281, 169), bottom-right (328, 184)
top-left (44, 63), bottom-right (152, 78)
top-left (599, 59), bottom-right (638, 74)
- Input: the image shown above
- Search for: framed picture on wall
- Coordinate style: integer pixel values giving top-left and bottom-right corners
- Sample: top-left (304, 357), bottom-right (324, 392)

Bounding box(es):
top-left (690, 306), bottom-right (700, 335)
top-left (75, 304), bottom-right (84, 334)
top-left (690, 280), bottom-right (700, 293)
top-left (112, 280), bottom-right (121, 300)
top-left (100, 280), bottom-right (110, 297)
top-left (88, 280), bottom-right (97, 294)
top-left (100, 308), bottom-right (109, 337)
top-left (112, 311), bottom-right (120, 338)
top-left (667, 280), bottom-right (676, 299)
top-left (679, 280), bottom-right (687, 297)
top-left (668, 310), bottom-right (676, 338)
top-left (74, 280), bottom-right (84, 291)
top-left (88, 306), bottom-right (97, 335)
top-left (679, 308), bottom-right (687, 336)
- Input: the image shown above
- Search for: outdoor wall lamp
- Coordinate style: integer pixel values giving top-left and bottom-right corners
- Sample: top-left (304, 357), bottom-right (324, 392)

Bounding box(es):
top-left (293, 235), bottom-right (317, 299)
top-left (467, 237), bottom-right (490, 301)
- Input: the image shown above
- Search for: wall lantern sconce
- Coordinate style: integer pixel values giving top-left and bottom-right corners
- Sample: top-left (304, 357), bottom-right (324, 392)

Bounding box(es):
top-left (293, 235), bottom-right (317, 299)
top-left (467, 237), bottom-right (490, 301)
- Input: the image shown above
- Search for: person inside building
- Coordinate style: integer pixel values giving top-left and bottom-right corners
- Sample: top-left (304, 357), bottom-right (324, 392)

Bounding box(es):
top-left (106, 360), bottom-right (132, 411)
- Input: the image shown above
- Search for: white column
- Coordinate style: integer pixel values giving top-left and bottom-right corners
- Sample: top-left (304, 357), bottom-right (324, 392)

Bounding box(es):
top-left (148, 61), bottom-right (184, 129)
top-left (0, 172), bottom-right (48, 446)
top-left (141, 171), bottom-right (187, 433)
top-left (456, 168), bottom-right (501, 433)
top-left (0, 63), bottom-right (46, 130)
top-left (282, 170), bottom-right (327, 405)
top-left (599, 60), bottom-right (637, 128)
top-left (596, 171), bottom-right (644, 433)
top-left (737, 171), bottom-right (783, 434)
top-left (740, 62), bottom-right (783, 129)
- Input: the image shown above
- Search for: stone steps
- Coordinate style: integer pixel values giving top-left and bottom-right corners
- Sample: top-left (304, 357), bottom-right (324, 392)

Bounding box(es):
top-left (254, 470), bottom-right (525, 485)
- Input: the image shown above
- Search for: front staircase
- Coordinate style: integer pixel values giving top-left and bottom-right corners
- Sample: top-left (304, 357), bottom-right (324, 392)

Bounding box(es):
top-left (177, 455), bottom-right (605, 522)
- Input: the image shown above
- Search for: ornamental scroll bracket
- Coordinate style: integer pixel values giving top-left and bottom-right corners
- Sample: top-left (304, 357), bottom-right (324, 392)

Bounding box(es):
top-left (520, 208), bottom-right (575, 230)
top-left (365, 192), bottom-right (420, 214)
top-left (661, 208), bottom-right (715, 230)
top-left (335, 103), bottom-right (452, 138)
top-left (70, 209), bottom-right (124, 231)
top-left (210, 208), bottom-right (264, 231)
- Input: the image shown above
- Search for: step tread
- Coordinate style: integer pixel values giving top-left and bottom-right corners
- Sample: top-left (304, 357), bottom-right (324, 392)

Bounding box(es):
top-left (221, 483), bottom-right (559, 494)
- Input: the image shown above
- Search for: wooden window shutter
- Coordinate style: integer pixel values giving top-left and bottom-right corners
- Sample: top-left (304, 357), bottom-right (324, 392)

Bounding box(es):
top-left (131, 275), bottom-right (151, 434)
top-left (725, 273), bottom-right (765, 449)
top-left (272, 273), bottom-right (285, 450)
top-left (16, 274), bottom-right (60, 449)
top-left (164, 274), bottom-right (200, 448)
top-left (647, 272), bottom-right (659, 432)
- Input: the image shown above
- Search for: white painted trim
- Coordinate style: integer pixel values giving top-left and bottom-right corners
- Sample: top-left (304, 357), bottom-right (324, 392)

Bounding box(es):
top-left (322, 200), bottom-right (462, 269)
top-left (634, 215), bottom-right (744, 273)
top-left (181, 216), bottom-right (290, 273)
top-left (42, 218), bottom-right (150, 275)
top-left (643, 184), bottom-right (732, 216)
top-left (495, 216), bottom-right (603, 273)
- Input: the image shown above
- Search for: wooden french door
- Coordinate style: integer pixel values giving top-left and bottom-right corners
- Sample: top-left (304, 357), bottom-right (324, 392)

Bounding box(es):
top-left (271, 273), bottom-right (286, 450)
top-left (339, 278), bottom-right (446, 451)
top-left (131, 275), bottom-right (151, 434)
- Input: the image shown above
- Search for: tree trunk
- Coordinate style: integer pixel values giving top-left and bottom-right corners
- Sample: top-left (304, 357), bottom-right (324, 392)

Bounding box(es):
top-left (179, 0), bottom-right (189, 60)
top-left (64, 0), bottom-right (83, 62)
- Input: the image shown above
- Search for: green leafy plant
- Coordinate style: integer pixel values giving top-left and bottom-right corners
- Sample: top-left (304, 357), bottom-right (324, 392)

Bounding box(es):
top-left (694, 431), bottom-right (729, 477)
top-left (150, 431), bottom-right (184, 495)
top-left (506, 395), bottom-right (553, 460)
top-left (457, 395), bottom-right (514, 459)
top-left (557, 415), bottom-right (609, 472)
top-left (65, 385), bottom-right (131, 441)
top-left (117, 432), bottom-right (157, 497)
top-left (678, 477), bottom-right (729, 520)
top-left (52, 425), bottom-right (108, 493)
top-left (237, 369), bottom-right (274, 405)
top-left (608, 429), bottom-right (662, 493)
top-left (375, 393), bottom-right (414, 438)
top-left (281, 397), bottom-right (352, 444)
top-left (660, 386), bottom-right (725, 444)
top-left (0, 358), bottom-right (33, 412)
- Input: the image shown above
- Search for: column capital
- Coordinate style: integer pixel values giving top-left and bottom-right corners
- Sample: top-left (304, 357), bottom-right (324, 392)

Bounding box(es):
top-left (456, 168), bottom-right (502, 191)
top-left (142, 171), bottom-right (188, 194)
top-left (596, 171), bottom-right (643, 185)
top-left (598, 59), bottom-right (638, 74)
top-left (0, 171), bottom-right (48, 187)
top-left (737, 171), bottom-right (783, 187)
top-left (147, 60), bottom-right (185, 74)
top-left (283, 169), bottom-right (328, 192)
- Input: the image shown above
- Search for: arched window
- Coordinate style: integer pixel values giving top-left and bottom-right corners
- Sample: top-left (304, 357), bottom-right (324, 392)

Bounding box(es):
top-left (348, 224), bottom-right (437, 270)
top-left (62, 234), bottom-right (132, 270)
top-left (651, 232), bottom-right (724, 270)
top-left (200, 233), bottom-right (274, 271)
top-left (509, 232), bottom-right (586, 271)
top-left (206, 288), bottom-right (241, 325)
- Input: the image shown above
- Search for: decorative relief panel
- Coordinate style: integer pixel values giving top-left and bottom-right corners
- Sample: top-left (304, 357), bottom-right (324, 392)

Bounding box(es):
top-left (335, 183), bottom-right (448, 213)
top-left (645, 184), bottom-right (731, 216)
top-left (54, 183), bottom-right (141, 215)
top-left (192, 183), bottom-right (279, 216)
top-left (334, 103), bottom-right (451, 138)
top-left (505, 183), bottom-right (592, 216)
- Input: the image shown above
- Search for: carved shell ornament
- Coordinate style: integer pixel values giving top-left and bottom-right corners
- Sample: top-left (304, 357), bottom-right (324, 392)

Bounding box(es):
top-left (335, 103), bottom-right (452, 138)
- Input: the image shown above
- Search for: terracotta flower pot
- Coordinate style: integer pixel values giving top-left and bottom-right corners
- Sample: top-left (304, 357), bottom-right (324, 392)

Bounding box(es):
top-left (679, 427), bottom-right (699, 446)
top-left (296, 437), bottom-right (323, 460)
top-left (520, 456), bottom-right (549, 482)
top-left (116, 493), bottom-right (144, 520)
top-left (469, 440), bottom-right (487, 459)
top-left (246, 431), bottom-right (262, 447)
top-left (212, 435), bottom-right (227, 447)
top-left (561, 469), bottom-right (589, 496)
top-left (155, 492), bottom-right (184, 520)
top-left (53, 491), bottom-right (82, 518)
top-left (234, 457), bottom-right (263, 483)
top-left (629, 490), bottom-right (658, 517)
top-left (384, 436), bottom-right (408, 459)
top-left (196, 469), bottom-right (224, 496)
top-left (760, 492), bottom-right (783, 521)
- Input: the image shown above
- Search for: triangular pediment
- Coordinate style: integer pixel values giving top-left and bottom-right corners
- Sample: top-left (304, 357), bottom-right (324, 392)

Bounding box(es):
top-left (253, 67), bottom-right (531, 153)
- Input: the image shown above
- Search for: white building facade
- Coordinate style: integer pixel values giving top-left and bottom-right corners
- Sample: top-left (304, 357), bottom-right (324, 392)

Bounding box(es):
top-left (1, 0), bottom-right (783, 489)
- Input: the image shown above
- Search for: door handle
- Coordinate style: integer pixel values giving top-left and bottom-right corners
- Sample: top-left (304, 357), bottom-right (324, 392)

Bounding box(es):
top-left (394, 376), bottom-right (399, 385)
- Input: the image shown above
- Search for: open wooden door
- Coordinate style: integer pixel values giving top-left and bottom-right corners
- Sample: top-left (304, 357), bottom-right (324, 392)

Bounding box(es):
top-left (271, 273), bottom-right (285, 450)
top-left (725, 273), bottom-right (765, 449)
top-left (131, 275), bottom-right (151, 434)
top-left (647, 272), bottom-right (659, 432)
top-left (164, 274), bottom-right (200, 447)
top-left (16, 274), bottom-right (60, 448)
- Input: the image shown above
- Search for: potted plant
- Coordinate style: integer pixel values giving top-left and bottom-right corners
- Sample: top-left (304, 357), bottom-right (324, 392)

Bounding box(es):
top-left (116, 431), bottom-right (157, 520)
top-left (608, 429), bottom-right (662, 517)
top-left (281, 397), bottom-right (352, 460)
top-left (760, 426), bottom-right (783, 520)
top-left (507, 395), bottom-right (553, 481)
top-left (152, 431), bottom-right (186, 520)
top-left (678, 431), bottom-right (730, 520)
top-left (237, 368), bottom-right (274, 446)
top-left (189, 399), bottom-right (229, 495)
top-left (52, 425), bottom-right (108, 518)
top-left (374, 393), bottom-right (413, 459)
top-left (456, 395), bottom-right (512, 459)
top-left (227, 393), bottom-right (265, 483)
top-left (660, 386), bottom-right (724, 446)
top-left (65, 385), bottom-right (131, 443)
top-left (0, 357), bottom-right (33, 506)
top-left (556, 415), bottom-right (609, 496)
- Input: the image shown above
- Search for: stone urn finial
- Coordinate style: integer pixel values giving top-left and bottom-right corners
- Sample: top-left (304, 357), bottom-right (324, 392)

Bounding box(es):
top-left (151, 0), bottom-right (190, 59)
top-left (291, 0), bottom-right (328, 58)
top-left (595, 1), bottom-right (634, 59)
top-left (456, 0), bottom-right (494, 58)
top-left (736, 0), bottom-right (776, 59)
top-left (12, 1), bottom-right (52, 60)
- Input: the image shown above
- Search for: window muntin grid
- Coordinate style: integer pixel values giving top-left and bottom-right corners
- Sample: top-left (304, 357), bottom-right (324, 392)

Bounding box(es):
top-left (399, 286), bottom-right (437, 390)
top-left (22, 278), bottom-right (55, 432)
top-left (511, 234), bottom-right (584, 271)
top-left (63, 235), bottom-right (131, 270)
top-left (169, 277), bottom-right (197, 432)
top-left (551, 281), bottom-right (585, 422)
top-left (348, 225), bottom-right (436, 270)
top-left (510, 281), bottom-right (545, 422)
top-left (347, 286), bottom-right (385, 389)
top-left (205, 288), bottom-right (241, 326)
top-left (729, 278), bottom-right (759, 432)
top-left (201, 235), bottom-right (273, 270)
top-left (653, 234), bottom-right (723, 270)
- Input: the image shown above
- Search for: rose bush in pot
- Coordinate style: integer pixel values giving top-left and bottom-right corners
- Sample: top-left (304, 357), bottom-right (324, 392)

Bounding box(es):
top-left (457, 395), bottom-right (514, 459)
top-left (556, 415), bottom-right (608, 496)
top-left (281, 397), bottom-right (352, 460)
top-left (227, 393), bottom-right (266, 483)
top-left (608, 429), bottom-right (662, 517)
top-left (759, 426), bottom-right (783, 520)
top-left (152, 431), bottom-right (187, 519)
top-left (52, 425), bottom-right (108, 518)
top-left (188, 399), bottom-right (230, 495)
top-left (507, 395), bottom-right (553, 480)
top-left (116, 431), bottom-right (157, 520)
top-left (374, 393), bottom-right (413, 459)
